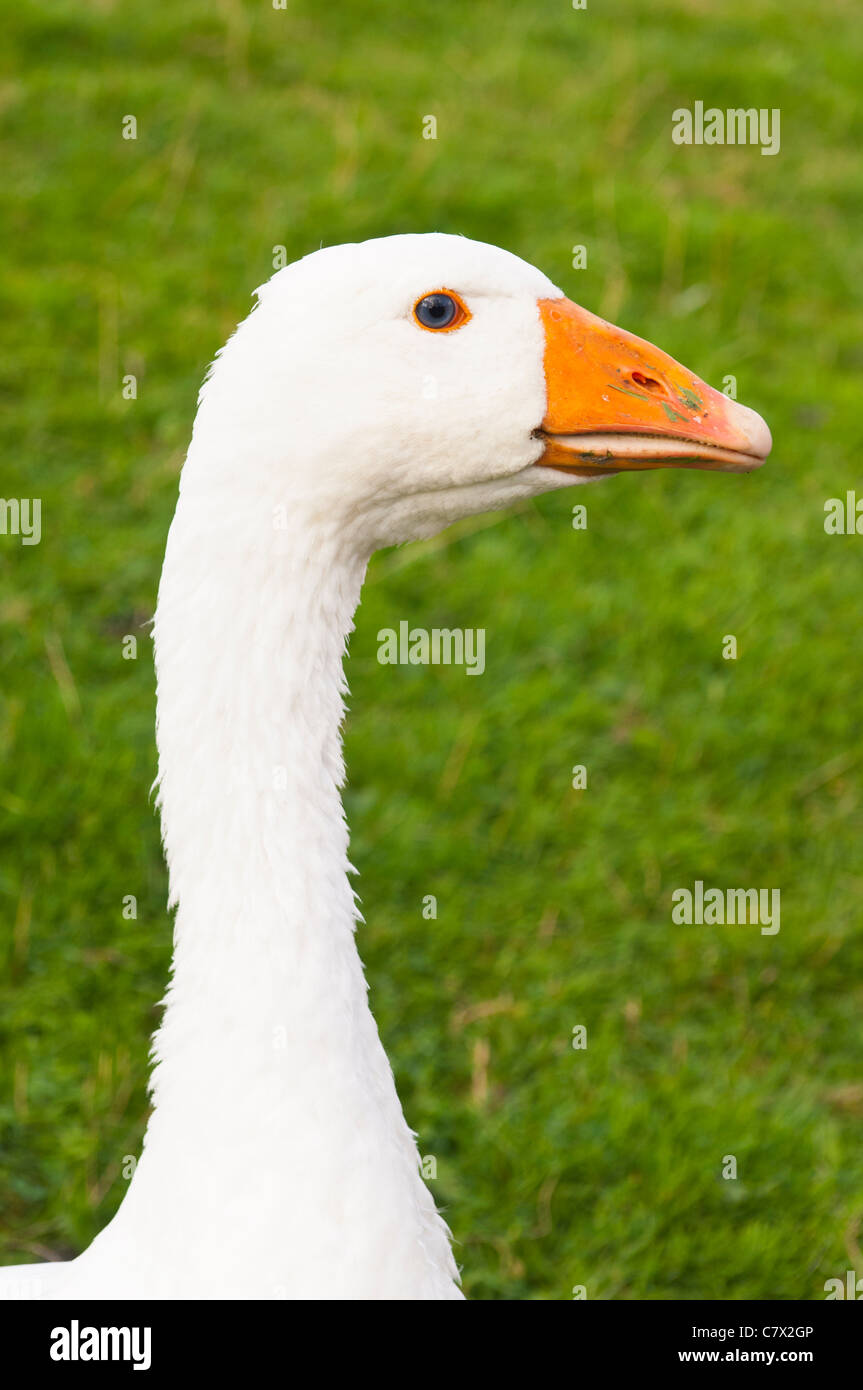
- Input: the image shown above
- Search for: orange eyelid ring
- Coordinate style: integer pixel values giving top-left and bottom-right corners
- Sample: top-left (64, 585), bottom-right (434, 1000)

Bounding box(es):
top-left (412, 288), bottom-right (472, 332)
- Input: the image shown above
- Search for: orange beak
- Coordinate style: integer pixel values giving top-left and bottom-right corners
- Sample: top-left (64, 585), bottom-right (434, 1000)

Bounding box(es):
top-left (536, 298), bottom-right (771, 476)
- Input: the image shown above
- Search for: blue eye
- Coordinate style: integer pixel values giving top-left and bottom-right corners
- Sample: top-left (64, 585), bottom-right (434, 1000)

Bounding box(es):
top-left (415, 294), bottom-right (456, 328)
top-left (413, 291), bottom-right (469, 332)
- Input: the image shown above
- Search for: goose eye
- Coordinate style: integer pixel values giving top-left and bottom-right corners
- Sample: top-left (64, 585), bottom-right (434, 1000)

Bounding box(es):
top-left (413, 290), bottom-right (470, 332)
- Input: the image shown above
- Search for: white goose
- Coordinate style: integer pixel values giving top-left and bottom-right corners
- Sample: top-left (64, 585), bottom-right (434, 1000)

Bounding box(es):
top-left (1, 234), bottom-right (770, 1300)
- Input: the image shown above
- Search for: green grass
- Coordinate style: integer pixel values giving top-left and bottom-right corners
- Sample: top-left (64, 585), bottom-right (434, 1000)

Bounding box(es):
top-left (1, 0), bottom-right (862, 1299)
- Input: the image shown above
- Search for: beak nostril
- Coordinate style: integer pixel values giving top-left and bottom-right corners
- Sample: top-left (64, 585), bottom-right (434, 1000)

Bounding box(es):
top-left (631, 371), bottom-right (664, 393)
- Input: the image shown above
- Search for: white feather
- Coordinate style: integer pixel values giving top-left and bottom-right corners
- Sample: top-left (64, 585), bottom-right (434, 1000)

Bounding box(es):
top-left (1, 234), bottom-right (602, 1301)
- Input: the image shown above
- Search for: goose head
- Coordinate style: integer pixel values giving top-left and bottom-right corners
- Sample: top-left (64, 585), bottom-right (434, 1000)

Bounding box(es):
top-left (192, 232), bottom-right (771, 551)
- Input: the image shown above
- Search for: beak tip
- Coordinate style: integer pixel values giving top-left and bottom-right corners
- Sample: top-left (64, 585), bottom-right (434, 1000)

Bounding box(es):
top-left (733, 400), bottom-right (772, 464)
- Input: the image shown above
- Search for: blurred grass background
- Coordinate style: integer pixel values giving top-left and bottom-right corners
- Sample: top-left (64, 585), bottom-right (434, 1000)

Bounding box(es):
top-left (1, 0), bottom-right (862, 1299)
